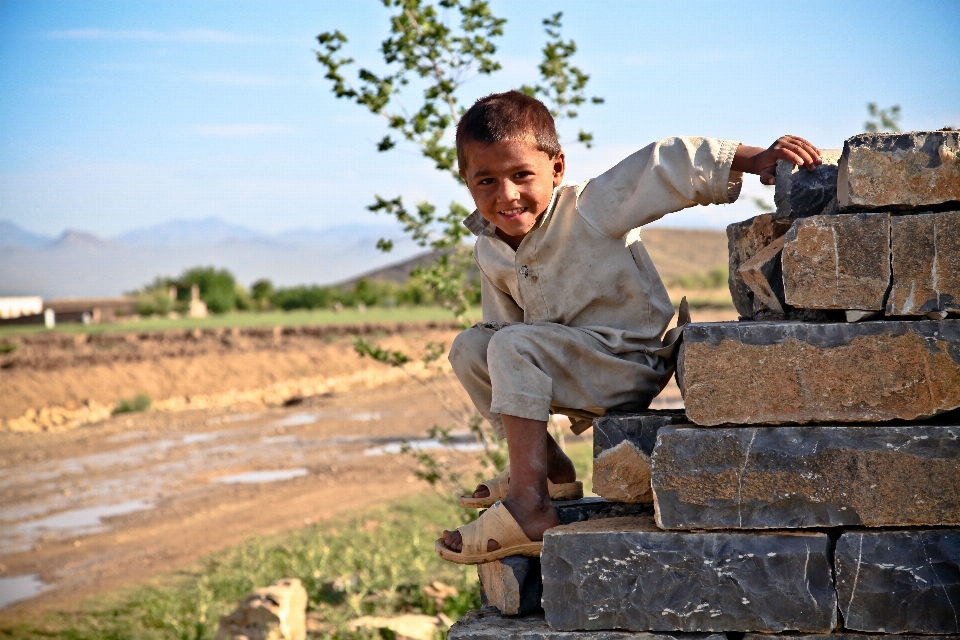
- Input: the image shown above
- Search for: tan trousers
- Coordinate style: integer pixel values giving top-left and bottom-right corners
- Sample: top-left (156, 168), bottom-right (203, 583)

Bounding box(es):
top-left (448, 322), bottom-right (667, 439)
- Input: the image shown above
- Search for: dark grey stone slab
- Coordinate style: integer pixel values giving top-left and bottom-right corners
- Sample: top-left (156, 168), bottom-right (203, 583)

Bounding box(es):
top-left (554, 497), bottom-right (653, 525)
top-left (542, 516), bottom-right (837, 632)
top-left (651, 425), bottom-right (960, 529)
top-left (782, 213), bottom-right (891, 311)
top-left (475, 499), bottom-right (652, 616)
top-left (677, 320), bottom-right (960, 426)
top-left (479, 556), bottom-right (542, 616)
top-left (836, 529), bottom-right (960, 633)
top-left (774, 149), bottom-right (841, 220)
top-left (449, 608), bottom-right (725, 639)
top-left (838, 130), bottom-right (960, 212)
top-left (888, 210), bottom-right (960, 317)
top-left (593, 411), bottom-right (689, 458)
top-left (748, 635), bottom-right (960, 640)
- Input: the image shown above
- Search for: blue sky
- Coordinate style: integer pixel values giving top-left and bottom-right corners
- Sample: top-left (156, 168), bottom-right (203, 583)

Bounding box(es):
top-left (2, 0), bottom-right (958, 238)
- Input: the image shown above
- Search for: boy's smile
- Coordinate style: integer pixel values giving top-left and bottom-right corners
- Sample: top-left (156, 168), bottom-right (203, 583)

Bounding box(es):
top-left (460, 137), bottom-right (565, 249)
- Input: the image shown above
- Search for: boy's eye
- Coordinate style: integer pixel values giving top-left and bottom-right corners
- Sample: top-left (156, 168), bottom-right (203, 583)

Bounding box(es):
top-left (478, 178), bottom-right (495, 186)
top-left (514, 171), bottom-right (532, 179)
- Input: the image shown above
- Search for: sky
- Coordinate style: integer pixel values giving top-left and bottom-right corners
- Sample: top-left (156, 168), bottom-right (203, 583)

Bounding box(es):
top-left (2, 0), bottom-right (959, 238)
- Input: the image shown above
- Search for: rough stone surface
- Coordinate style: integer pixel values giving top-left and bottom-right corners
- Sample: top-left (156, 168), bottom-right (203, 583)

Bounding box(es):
top-left (748, 635), bottom-right (960, 640)
top-left (592, 411), bottom-right (688, 504)
top-left (838, 131), bottom-right (960, 211)
top-left (677, 320), bottom-right (960, 426)
top-left (478, 556), bottom-right (542, 616)
top-left (836, 530), bottom-right (960, 633)
top-left (651, 425), bottom-right (960, 529)
top-left (216, 578), bottom-right (307, 640)
top-left (541, 516), bottom-right (836, 632)
top-left (888, 210), bottom-right (960, 316)
top-left (727, 214), bottom-right (794, 318)
top-left (448, 608), bottom-right (725, 639)
top-left (774, 149), bottom-right (842, 220)
top-left (553, 497), bottom-right (654, 525)
top-left (782, 213), bottom-right (891, 310)
top-left (738, 235), bottom-right (787, 314)
top-left (474, 499), bottom-right (652, 616)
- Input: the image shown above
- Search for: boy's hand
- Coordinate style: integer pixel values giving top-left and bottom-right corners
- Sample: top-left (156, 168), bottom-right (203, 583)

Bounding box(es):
top-left (733, 135), bottom-right (822, 185)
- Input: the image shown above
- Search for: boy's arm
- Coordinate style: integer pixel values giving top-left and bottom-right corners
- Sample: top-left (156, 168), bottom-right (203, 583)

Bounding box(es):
top-left (577, 135), bottom-right (820, 238)
top-left (480, 269), bottom-right (524, 323)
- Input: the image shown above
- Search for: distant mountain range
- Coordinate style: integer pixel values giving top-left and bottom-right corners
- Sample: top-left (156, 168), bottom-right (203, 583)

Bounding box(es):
top-left (0, 217), bottom-right (407, 249)
top-left (0, 217), bottom-right (427, 298)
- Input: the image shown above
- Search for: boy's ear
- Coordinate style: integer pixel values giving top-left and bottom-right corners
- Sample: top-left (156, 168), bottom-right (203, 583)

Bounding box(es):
top-left (552, 151), bottom-right (566, 187)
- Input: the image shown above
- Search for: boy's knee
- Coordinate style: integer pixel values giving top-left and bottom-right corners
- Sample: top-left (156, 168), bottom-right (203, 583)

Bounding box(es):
top-left (449, 327), bottom-right (490, 374)
top-left (487, 324), bottom-right (535, 361)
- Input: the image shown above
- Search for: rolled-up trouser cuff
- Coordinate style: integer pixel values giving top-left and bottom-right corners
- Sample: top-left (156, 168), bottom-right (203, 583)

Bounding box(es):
top-left (490, 390), bottom-right (552, 424)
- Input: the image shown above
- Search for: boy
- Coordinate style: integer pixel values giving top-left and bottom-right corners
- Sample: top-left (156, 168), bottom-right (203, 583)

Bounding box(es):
top-left (437, 90), bottom-right (821, 564)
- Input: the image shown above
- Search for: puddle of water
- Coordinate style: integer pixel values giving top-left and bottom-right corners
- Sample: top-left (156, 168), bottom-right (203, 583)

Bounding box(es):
top-left (272, 413), bottom-right (320, 427)
top-left (364, 439), bottom-right (485, 456)
top-left (261, 435), bottom-right (298, 445)
top-left (350, 412), bottom-right (382, 421)
top-left (0, 574), bottom-right (47, 610)
top-left (182, 432), bottom-right (220, 444)
top-left (213, 469), bottom-right (308, 484)
top-left (3, 500), bottom-right (153, 556)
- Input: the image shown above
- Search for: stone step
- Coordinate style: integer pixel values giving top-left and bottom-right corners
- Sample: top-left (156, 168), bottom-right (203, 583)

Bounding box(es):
top-left (592, 410), bottom-right (688, 504)
top-left (449, 608), bottom-right (725, 639)
top-left (838, 131), bottom-right (960, 212)
top-left (650, 424), bottom-right (960, 529)
top-left (541, 516), bottom-right (837, 633)
top-left (835, 529), bottom-right (960, 634)
top-left (477, 498), bottom-right (652, 616)
top-left (677, 320), bottom-right (960, 426)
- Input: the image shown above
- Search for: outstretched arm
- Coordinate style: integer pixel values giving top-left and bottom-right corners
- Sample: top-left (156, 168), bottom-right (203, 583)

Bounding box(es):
top-left (732, 135), bottom-right (822, 185)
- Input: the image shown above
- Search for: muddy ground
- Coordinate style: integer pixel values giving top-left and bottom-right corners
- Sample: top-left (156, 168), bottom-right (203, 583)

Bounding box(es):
top-left (0, 309), bottom-right (733, 620)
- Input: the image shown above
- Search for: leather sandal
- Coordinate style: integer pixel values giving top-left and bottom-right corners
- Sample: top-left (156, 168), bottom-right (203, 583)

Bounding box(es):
top-left (458, 466), bottom-right (582, 508)
top-left (435, 501), bottom-right (544, 564)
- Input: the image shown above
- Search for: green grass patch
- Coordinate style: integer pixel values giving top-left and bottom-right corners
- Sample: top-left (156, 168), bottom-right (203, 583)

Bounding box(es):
top-left (113, 393), bottom-right (152, 415)
top-left (1, 440), bottom-right (594, 639)
top-left (0, 306), bottom-right (477, 338)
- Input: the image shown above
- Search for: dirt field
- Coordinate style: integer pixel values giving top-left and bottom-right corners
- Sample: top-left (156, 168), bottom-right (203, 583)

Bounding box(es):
top-left (0, 307), bottom-right (736, 619)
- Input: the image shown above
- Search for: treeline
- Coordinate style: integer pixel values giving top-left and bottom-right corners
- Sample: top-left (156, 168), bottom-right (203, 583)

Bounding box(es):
top-left (130, 266), bottom-right (480, 316)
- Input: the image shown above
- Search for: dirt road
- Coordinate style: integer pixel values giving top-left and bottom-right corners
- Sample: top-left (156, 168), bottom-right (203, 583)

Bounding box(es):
top-left (0, 308), bottom-right (732, 619)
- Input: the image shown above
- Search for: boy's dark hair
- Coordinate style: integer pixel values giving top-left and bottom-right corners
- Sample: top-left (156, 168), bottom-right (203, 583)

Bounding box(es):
top-left (456, 90), bottom-right (560, 171)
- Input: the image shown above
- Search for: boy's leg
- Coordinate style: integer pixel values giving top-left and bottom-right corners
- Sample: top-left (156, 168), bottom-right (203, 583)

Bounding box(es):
top-left (449, 326), bottom-right (577, 500)
top-left (442, 414), bottom-right (560, 552)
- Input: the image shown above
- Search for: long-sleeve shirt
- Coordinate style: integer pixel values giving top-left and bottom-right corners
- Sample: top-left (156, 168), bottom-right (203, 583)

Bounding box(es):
top-left (462, 136), bottom-right (743, 354)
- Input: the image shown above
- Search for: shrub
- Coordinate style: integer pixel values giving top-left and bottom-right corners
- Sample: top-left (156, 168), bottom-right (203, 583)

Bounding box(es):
top-left (113, 393), bottom-right (152, 414)
top-left (179, 266), bottom-right (237, 314)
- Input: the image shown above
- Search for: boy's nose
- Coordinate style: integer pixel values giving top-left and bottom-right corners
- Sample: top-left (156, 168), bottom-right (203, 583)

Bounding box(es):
top-left (497, 180), bottom-right (520, 202)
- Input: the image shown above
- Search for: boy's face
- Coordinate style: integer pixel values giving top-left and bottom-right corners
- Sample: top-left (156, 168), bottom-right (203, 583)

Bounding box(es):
top-left (460, 137), bottom-right (565, 247)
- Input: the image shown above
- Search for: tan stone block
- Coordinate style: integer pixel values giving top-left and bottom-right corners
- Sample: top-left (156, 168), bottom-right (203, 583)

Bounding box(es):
top-left (592, 440), bottom-right (652, 503)
top-left (738, 235), bottom-right (787, 314)
top-left (678, 320), bottom-right (960, 426)
top-left (888, 210), bottom-right (960, 316)
top-left (782, 213), bottom-right (890, 310)
top-left (477, 557), bottom-right (541, 616)
top-left (838, 131), bottom-right (960, 211)
top-left (726, 214), bottom-right (793, 318)
top-left (216, 578), bottom-right (307, 640)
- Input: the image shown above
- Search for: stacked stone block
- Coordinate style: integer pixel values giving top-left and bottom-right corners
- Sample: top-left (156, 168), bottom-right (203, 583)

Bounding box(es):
top-left (449, 131), bottom-right (960, 639)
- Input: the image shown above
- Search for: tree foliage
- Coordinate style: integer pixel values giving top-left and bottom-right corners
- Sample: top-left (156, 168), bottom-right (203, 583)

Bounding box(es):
top-left (864, 102), bottom-right (902, 133)
top-left (316, 1), bottom-right (601, 324)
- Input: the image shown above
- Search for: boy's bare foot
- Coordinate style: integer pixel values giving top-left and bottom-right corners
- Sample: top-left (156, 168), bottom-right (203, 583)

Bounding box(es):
top-left (467, 434), bottom-right (576, 499)
top-left (441, 498), bottom-right (560, 552)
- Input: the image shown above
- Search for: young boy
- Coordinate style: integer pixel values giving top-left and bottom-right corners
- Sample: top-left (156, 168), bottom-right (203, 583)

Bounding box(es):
top-left (437, 90), bottom-right (821, 564)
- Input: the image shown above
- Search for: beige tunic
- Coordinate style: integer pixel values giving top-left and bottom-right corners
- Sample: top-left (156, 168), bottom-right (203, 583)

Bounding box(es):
top-left (449, 136), bottom-right (742, 437)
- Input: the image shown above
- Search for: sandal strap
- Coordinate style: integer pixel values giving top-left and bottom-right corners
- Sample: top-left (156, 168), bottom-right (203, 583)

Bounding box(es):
top-left (475, 467), bottom-right (510, 501)
top-left (459, 501), bottom-right (530, 555)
